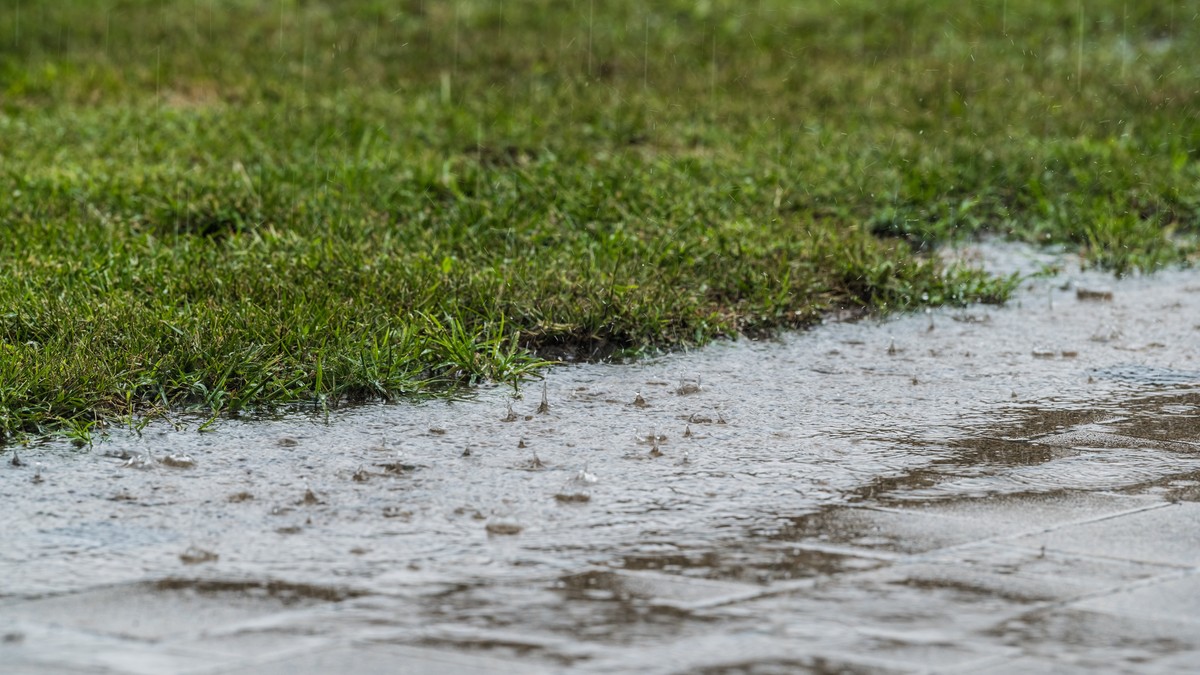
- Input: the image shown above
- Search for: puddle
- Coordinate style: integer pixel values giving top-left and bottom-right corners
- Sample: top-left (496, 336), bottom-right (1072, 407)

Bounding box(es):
top-left (4, 579), bottom-right (357, 641)
top-left (4, 242), bottom-right (1200, 672)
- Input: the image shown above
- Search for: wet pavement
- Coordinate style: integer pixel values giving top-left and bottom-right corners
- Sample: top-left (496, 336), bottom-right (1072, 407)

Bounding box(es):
top-left (2, 243), bottom-right (1199, 674)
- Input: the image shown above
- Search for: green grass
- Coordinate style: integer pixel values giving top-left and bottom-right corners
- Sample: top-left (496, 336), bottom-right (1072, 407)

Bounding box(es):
top-left (1, 0), bottom-right (1197, 441)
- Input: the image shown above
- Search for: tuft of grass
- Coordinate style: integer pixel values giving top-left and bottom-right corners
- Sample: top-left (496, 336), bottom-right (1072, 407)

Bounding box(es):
top-left (0, 0), bottom-right (1196, 441)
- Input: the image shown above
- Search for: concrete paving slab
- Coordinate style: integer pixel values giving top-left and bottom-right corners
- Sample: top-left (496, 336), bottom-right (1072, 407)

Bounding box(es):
top-left (211, 644), bottom-right (554, 675)
top-left (817, 632), bottom-right (1017, 673)
top-left (376, 624), bottom-right (601, 665)
top-left (618, 538), bottom-right (890, 583)
top-left (925, 542), bottom-right (1176, 597)
top-left (560, 569), bottom-right (763, 610)
top-left (577, 631), bottom-right (904, 675)
top-left (0, 621), bottom-right (238, 675)
top-left (777, 507), bottom-right (998, 555)
top-left (0, 665), bottom-right (101, 675)
top-left (725, 572), bottom-right (1029, 642)
top-left (2, 579), bottom-right (348, 641)
top-left (886, 491), bottom-right (1162, 539)
top-left (964, 655), bottom-right (1095, 674)
top-left (1071, 573), bottom-right (1200, 623)
top-left (874, 561), bottom-right (1108, 604)
top-left (173, 629), bottom-right (333, 663)
top-left (695, 597), bottom-right (1019, 674)
top-left (780, 493), bottom-right (1164, 563)
top-left (1010, 501), bottom-right (1200, 567)
top-left (991, 607), bottom-right (1200, 672)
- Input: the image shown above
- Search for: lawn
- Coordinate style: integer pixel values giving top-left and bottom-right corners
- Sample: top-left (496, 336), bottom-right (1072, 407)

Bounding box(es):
top-left (1, 0), bottom-right (1197, 441)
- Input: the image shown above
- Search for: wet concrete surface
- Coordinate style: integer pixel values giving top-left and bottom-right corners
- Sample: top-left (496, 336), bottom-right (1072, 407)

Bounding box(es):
top-left (2, 243), bottom-right (1200, 673)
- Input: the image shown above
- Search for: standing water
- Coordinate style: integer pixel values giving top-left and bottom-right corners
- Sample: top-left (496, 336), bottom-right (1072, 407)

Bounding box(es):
top-left (4, 242), bottom-right (1200, 673)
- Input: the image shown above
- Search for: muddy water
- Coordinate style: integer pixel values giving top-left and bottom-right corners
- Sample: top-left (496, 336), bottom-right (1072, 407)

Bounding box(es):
top-left (3, 243), bottom-right (1200, 673)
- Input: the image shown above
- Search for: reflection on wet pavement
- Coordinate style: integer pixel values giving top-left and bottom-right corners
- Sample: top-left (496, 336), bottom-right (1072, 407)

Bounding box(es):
top-left (3, 243), bottom-right (1200, 673)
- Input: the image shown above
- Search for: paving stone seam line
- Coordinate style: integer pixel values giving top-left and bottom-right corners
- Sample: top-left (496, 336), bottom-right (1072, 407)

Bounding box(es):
top-left (850, 498), bottom-right (1173, 567)
top-left (986, 497), bottom-right (1179, 539)
top-left (776, 540), bottom-right (905, 562)
top-left (674, 499), bottom-right (1183, 611)
top-left (929, 651), bottom-right (1025, 675)
top-left (190, 641), bottom-right (337, 675)
top-left (991, 566), bottom-right (1200, 635)
top-left (890, 498), bottom-right (1177, 566)
top-left (998, 540), bottom-right (1199, 571)
top-left (719, 501), bottom-right (1193, 613)
top-left (679, 554), bottom-right (961, 612)
top-left (674, 577), bottom-right (822, 610)
top-left (374, 634), bottom-right (599, 669)
top-left (801, 648), bottom-right (995, 675)
top-left (401, 624), bottom-right (599, 656)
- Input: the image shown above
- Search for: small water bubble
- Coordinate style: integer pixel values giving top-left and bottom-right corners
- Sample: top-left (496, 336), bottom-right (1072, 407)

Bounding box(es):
top-left (1076, 287), bottom-right (1114, 302)
top-left (123, 454), bottom-right (155, 470)
top-left (382, 506), bottom-right (411, 520)
top-left (639, 427), bottom-right (667, 445)
top-left (379, 451), bottom-right (413, 472)
top-left (179, 546), bottom-right (219, 565)
top-left (160, 453), bottom-right (196, 469)
top-left (486, 521), bottom-right (523, 536)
